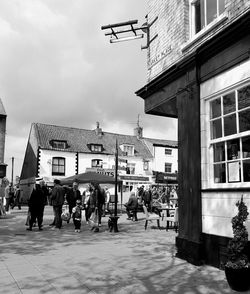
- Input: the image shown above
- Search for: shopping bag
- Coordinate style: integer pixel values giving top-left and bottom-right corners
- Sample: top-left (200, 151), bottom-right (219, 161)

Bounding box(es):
top-left (61, 203), bottom-right (70, 222)
top-left (89, 208), bottom-right (99, 228)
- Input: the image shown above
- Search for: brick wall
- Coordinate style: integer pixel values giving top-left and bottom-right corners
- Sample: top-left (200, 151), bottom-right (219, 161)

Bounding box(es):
top-left (147, 0), bottom-right (250, 81)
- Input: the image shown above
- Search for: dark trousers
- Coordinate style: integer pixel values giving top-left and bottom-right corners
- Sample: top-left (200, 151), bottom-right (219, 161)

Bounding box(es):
top-left (97, 206), bottom-right (103, 224)
top-left (5, 198), bottom-right (10, 212)
top-left (126, 208), bottom-right (138, 221)
top-left (12, 197), bottom-right (21, 210)
top-left (54, 205), bottom-right (63, 228)
top-left (29, 207), bottom-right (44, 229)
top-left (85, 206), bottom-right (93, 221)
top-left (73, 219), bottom-right (81, 230)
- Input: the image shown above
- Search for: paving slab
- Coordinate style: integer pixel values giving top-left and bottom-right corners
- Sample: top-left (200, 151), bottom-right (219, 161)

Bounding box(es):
top-left (0, 206), bottom-right (249, 293)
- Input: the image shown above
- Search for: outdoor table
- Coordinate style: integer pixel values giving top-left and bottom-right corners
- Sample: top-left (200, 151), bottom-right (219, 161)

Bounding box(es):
top-left (159, 205), bottom-right (177, 231)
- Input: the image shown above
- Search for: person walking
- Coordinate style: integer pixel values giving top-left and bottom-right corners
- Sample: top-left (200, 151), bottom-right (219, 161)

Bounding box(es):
top-left (11, 184), bottom-right (22, 210)
top-left (92, 182), bottom-right (105, 227)
top-left (72, 199), bottom-right (83, 233)
top-left (26, 181), bottom-right (47, 231)
top-left (83, 185), bottom-right (92, 223)
top-left (51, 179), bottom-right (65, 229)
top-left (4, 183), bottom-right (14, 212)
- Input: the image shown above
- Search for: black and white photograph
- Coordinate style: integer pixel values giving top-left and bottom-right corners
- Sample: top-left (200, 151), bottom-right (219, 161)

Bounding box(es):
top-left (0, 0), bottom-right (250, 293)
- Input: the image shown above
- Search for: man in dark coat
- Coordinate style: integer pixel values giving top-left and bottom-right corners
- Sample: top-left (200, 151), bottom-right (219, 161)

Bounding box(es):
top-left (51, 179), bottom-right (65, 229)
top-left (65, 181), bottom-right (81, 216)
top-left (27, 182), bottom-right (47, 231)
top-left (125, 192), bottom-right (138, 221)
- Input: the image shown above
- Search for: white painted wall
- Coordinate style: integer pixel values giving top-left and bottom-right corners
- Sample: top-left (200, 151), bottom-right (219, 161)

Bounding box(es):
top-left (153, 146), bottom-right (178, 173)
top-left (39, 149), bottom-right (76, 179)
top-left (200, 59), bottom-right (250, 237)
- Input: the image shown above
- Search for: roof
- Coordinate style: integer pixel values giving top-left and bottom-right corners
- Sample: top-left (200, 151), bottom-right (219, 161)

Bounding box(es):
top-left (143, 138), bottom-right (178, 148)
top-left (32, 123), bottom-right (178, 159)
top-left (0, 99), bottom-right (6, 116)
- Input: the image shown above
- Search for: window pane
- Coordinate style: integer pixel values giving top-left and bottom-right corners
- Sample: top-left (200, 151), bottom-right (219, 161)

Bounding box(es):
top-left (58, 166), bottom-right (64, 173)
top-left (243, 159), bottom-right (250, 182)
top-left (53, 166), bottom-right (59, 173)
top-left (242, 136), bottom-right (250, 158)
top-left (211, 119), bottom-right (222, 139)
top-left (227, 161), bottom-right (241, 182)
top-left (219, 0), bottom-right (225, 14)
top-left (53, 158), bottom-right (59, 165)
top-left (227, 139), bottom-right (240, 160)
top-left (194, 0), bottom-right (201, 33)
top-left (213, 142), bottom-right (225, 162)
top-left (239, 109), bottom-right (250, 133)
top-left (210, 98), bottom-right (221, 118)
top-left (223, 92), bottom-right (235, 115)
top-left (59, 159), bottom-right (64, 165)
top-left (224, 114), bottom-right (236, 136)
top-left (214, 163), bottom-right (226, 183)
top-left (207, 0), bottom-right (217, 25)
top-left (200, 0), bottom-right (205, 28)
top-left (238, 85), bottom-right (250, 110)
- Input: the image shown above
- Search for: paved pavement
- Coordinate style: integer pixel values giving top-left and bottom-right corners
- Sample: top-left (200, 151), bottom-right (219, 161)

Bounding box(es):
top-left (0, 206), bottom-right (248, 294)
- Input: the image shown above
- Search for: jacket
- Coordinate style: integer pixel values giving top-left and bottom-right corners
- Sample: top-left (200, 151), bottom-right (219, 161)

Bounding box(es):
top-left (51, 184), bottom-right (65, 206)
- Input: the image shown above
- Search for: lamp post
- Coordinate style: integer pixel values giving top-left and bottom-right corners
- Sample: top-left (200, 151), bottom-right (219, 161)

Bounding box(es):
top-left (109, 139), bottom-right (119, 232)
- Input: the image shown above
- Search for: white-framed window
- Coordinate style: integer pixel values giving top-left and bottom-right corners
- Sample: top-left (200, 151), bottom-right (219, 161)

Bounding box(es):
top-left (91, 159), bottom-right (103, 168)
top-left (90, 144), bottom-right (102, 152)
top-left (143, 161), bottom-right (149, 171)
top-left (52, 157), bottom-right (65, 176)
top-left (165, 148), bottom-right (172, 155)
top-left (51, 140), bottom-right (67, 149)
top-left (209, 83), bottom-right (250, 184)
top-left (190, 0), bottom-right (225, 36)
top-left (165, 163), bottom-right (172, 173)
top-left (123, 145), bottom-right (134, 156)
top-left (126, 163), bottom-right (135, 174)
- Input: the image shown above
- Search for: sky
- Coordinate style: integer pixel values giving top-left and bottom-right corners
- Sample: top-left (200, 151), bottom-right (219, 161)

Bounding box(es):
top-left (0, 0), bottom-right (177, 180)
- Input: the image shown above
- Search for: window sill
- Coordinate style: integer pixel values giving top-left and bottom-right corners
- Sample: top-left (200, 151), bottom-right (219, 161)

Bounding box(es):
top-left (181, 14), bottom-right (228, 52)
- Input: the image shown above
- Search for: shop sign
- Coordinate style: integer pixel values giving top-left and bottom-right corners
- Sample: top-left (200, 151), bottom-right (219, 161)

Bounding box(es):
top-left (119, 175), bottom-right (149, 181)
top-left (86, 168), bottom-right (115, 177)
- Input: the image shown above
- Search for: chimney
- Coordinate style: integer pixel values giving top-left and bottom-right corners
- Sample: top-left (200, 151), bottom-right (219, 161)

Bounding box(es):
top-left (134, 124), bottom-right (143, 139)
top-left (95, 121), bottom-right (103, 136)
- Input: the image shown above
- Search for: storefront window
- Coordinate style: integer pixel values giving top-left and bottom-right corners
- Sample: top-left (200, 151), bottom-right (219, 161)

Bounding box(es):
top-left (209, 83), bottom-right (250, 184)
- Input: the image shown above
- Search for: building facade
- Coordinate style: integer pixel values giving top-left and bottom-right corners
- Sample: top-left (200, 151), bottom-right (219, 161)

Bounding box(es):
top-left (20, 122), bottom-right (178, 201)
top-left (136, 0), bottom-right (250, 267)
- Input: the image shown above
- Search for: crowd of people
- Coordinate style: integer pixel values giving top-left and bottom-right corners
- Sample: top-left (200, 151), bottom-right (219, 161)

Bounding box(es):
top-left (0, 179), bottom-right (178, 233)
top-left (0, 182), bottom-right (22, 217)
top-left (25, 179), bottom-right (109, 233)
top-left (125, 185), bottom-right (178, 222)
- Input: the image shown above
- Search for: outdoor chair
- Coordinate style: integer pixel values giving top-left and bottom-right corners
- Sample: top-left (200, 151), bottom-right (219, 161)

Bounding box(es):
top-left (142, 205), bottom-right (160, 230)
top-left (165, 207), bottom-right (178, 233)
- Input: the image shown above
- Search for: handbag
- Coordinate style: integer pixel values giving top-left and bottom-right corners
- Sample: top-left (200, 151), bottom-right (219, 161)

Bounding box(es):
top-left (89, 208), bottom-right (99, 228)
top-left (61, 202), bottom-right (70, 222)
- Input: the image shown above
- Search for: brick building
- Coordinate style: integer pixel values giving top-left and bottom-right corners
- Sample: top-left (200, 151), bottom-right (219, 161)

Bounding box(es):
top-left (137, 1), bottom-right (250, 267)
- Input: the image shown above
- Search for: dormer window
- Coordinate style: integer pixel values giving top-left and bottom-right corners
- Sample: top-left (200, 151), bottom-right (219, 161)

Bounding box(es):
top-left (121, 144), bottom-right (134, 156)
top-left (50, 140), bottom-right (68, 149)
top-left (88, 144), bottom-right (103, 152)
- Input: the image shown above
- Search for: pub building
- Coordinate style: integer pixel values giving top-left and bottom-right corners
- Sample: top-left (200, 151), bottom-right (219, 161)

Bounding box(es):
top-left (136, 1), bottom-right (250, 267)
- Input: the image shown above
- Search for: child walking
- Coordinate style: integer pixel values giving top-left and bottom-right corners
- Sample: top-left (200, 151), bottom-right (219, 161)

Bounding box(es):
top-left (72, 199), bottom-right (83, 233)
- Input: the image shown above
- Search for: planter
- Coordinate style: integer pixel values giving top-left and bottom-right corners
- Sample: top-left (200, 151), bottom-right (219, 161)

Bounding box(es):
top-left (225, 266), bottom-right (250, 292)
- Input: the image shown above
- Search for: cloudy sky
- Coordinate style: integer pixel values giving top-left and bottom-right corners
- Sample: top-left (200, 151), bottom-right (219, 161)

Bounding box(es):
top-left (0, 0), bottom-right (177, 180)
